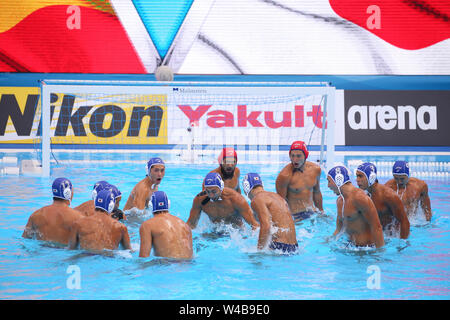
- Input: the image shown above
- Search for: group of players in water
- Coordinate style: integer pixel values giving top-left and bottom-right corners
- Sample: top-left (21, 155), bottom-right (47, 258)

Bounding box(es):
top-left (22, 141), bottom-right (432, 259)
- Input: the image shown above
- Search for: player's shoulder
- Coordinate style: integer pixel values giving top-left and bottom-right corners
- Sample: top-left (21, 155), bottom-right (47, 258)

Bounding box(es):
top-left (379, 183), bottom-right (401, 200)
top-left (306, 160), bottom-right (320, 168)
top-left (269, 190), bottom-right (284, 201)
top-left (71, 215), bottom-right (85, 229)
top-left (139, 218), bottom-right (152, 231)
top-left (306, 161), bottom-right (321, 172)
top-left (250, 196), bottom-right (265, 211)
top-left (136, 177), bottom-right (150, 187)
top-left (169, 213), bottom-right (189, 226)
top-left (378, 181), bottom-right (392, 193)
top-left (140, 214), bottom-right (165, 230)
top-left (255, 190), bottom-right (274, 205)
top-left (225, 187), bottom-right (247, 203)
top-left (209, 167), bottom-right (220, 174)
top-left (223, 187), bottom-right (240, 198)
top-left (114, 219), bottom-right (128, 231)
top-left (31, 205), bottom-right (47, 216)
top-left (351, 187), bottom-right (371, 203)
top-left (278, 164), bottom-right (293, 178)
top-left (28, 207), bottom-right (46, 223)
top-left (384, 178), bottom-right (396, 187)
top-left (409, 177), bottom-right (427, 187)
top-left (65, 205), bottom-right (84, 216)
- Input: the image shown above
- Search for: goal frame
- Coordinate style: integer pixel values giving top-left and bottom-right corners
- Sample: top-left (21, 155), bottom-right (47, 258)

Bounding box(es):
top-left (39, 80), bottom-right (335, 176)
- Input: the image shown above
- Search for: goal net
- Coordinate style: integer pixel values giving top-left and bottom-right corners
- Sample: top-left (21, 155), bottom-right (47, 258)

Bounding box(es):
top-left (39, 80), bottom-right (335, 176)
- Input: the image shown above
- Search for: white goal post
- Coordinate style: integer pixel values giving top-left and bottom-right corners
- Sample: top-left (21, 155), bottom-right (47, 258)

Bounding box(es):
top-left (39, 80), bottom-right (336, 176)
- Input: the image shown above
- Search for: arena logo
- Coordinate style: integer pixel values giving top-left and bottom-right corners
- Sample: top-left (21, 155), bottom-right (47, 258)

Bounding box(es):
top-left (0, 93), bottom-right (164, 138)
top-left (347, 105), bottom-right (437, 130)
top-left (178, 104), bottom-right (326, 129)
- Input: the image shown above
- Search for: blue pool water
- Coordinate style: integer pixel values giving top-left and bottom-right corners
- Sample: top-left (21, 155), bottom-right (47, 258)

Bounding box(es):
top-left (0, 153), bottom-right (449, 300)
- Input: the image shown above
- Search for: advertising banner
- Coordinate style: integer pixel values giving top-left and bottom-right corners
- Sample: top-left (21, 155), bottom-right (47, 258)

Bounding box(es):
top-left (0, 87), bottom-right (168, 144)
top-left (344, 90), bottom-right (450, 146)
top-left (166, 86), bottom-right (343, 147)
top-left (0, 85), bottom-right (344, 147)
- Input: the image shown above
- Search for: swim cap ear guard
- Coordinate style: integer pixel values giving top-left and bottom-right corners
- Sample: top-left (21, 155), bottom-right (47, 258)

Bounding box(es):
top-left (52, 178), bottom-right (73, 201)
top-left (242, 173), bottom-right (263, 197)
top-left (204, 172), bottom-right (224, 191)
top-left (150, 191), bottom-right (169, 213)
top-left (393, 161), bottom-right (410, 177)
top-left (327, 166), bottom-right (350, 191)
top-left (95, 189), bottom-right (115, 214)
top-left (92, 181), bottom-right (110, 200)
top-left (146, 157), bottom-right (165, 175)
top-left (357, 163), bottom-right (378, 187)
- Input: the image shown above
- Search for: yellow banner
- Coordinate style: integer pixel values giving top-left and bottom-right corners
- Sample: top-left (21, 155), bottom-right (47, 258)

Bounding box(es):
top-left (0, 87), bottom-right (168, 144)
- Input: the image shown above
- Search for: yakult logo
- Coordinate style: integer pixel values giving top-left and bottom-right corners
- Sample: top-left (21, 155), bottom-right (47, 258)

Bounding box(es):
top-left (348, 105), bottom-right (437, 130)
top-left (178, 104), bottom-right (326, 129)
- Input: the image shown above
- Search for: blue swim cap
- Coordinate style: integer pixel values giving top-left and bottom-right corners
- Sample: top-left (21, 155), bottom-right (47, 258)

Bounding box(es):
top-left (107, 184), bottom-right (122, 200)
top-left (327, 166), bottom-right (351, 190)
top-left (242, 173), bottom-right (263, 196)
top-left (95, 189), bottom-right (115, 213)
top-left (91, 180), bottom-right (110, 200)
top-left (146, 157), bottom-right (165, 174)
top-left (357, 162), bottom-right (378, 187)
top-left (204, 172), bottom-right (224, 191)
top-left (151, 190), bottom-right (169, 213)
top-left (52, 177), bottom-right (73, 201)
top-left (393, 161), bottom-right (409, 177)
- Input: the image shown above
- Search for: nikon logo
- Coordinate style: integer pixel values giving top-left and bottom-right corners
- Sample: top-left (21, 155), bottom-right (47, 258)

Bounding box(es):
top-left (0, 93), bottom-right (164, 138)
top-left (347, 105), bottom-right (437, 130)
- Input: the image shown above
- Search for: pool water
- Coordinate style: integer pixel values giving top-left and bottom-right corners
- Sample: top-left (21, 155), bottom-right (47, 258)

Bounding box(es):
top-left (0, 154), bottom-right (449, 300)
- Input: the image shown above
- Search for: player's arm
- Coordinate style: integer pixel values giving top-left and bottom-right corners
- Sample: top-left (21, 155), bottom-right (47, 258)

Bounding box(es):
top-left (67, 221), bottom-right (80, 250)
top-left (22, 212), bottom-right (37, 239)
top-left (387, 192), bottom-right (410, 239)
top-left (357, 197), bottom-right (385, 248)
top-left (420, 183), bottom-right (432, 221)
top-left (120, 225), bottom-right (132, 250)
top-left (251, 200), bottom-right (271, 250)
top-left (332, 197), bottom-right (344, 237)
top-left (312, 167), bottom-right (324, 212)
top-left (275, 171), bottom-right (289, 200)
top-left (235, 168), bottom-right (242, 194)
top-left (133, 188), bottom-right (150, 210)
top-left (186, 194), bottom-right (203, 229)
top-left (139, 222), bottom-right (152, 258)
top-left (234, 193), bottom-right (260, 230)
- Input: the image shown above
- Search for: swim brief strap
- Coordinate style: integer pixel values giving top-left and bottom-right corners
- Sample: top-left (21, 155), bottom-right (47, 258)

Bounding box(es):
top-left (292, 211), bottom-right (316, 220)
top-left (269, 241), bottom-right (299, 254)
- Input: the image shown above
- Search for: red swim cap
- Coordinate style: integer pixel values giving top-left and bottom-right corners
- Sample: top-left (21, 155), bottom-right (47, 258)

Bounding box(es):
top-left (289, 141), bottom-right (309, 159)
top-left (218, 147), bottom-right (237, 164)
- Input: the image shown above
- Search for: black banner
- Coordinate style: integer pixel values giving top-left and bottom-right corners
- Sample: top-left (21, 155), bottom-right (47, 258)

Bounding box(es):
top-left (344, 91), bottom-right (450, 146)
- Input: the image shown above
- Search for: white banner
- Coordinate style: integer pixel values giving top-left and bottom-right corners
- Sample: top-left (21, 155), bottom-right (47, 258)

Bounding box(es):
top-left (166, 85), bottom-right (345, 146)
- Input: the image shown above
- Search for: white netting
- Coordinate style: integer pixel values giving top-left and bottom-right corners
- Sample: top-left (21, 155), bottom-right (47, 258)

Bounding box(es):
top-left (39, 81), bottom-right (335, 175)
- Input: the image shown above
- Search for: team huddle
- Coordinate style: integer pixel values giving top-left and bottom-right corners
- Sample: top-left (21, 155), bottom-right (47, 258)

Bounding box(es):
top-left (22, 141), bottom-right (432, 258)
